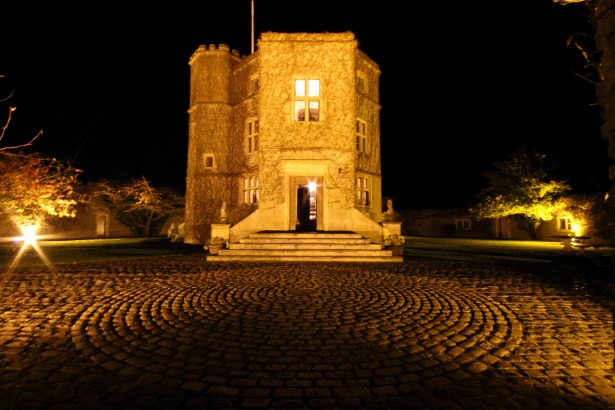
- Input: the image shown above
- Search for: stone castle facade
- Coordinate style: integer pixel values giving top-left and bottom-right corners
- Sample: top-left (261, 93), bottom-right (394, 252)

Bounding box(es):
top-left (184, 32), bottom-right (388, 245)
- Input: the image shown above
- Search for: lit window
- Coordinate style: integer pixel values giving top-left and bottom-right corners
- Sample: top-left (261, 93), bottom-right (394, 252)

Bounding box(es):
top-left (356, 176), bottom-right (370, 207)
top-left (558, 217), bottom-right (572, 231)
top-left (356, 119), bottom-right (367, 152)
top-left (204, 154), bottom-right (215, 168)
top-left (246, 119), bottom-right (259, 154)
top-left (243, 176), bottom-right (259, 204)
top-left (455, 219), bottom-right (471, 230)
top-left (308, 79), bottom-right (319, 96)
top-left (294, 79), bottom-right (320, 122)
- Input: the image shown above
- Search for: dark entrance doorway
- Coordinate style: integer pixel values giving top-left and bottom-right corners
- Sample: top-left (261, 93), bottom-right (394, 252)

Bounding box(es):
top-left (296, 185), bottom-right (317, 232)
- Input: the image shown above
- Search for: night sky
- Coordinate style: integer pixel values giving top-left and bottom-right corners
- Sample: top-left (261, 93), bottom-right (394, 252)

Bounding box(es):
top-left (0, 1), bottom-right (608, 209)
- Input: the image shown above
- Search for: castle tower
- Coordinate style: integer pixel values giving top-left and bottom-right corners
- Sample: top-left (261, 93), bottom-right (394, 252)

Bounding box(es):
top-left (184, 44), bottom-right (239, 244)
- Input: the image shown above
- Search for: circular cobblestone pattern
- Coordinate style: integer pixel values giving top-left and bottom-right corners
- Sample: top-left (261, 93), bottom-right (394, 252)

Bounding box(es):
top-left (72, 267), bottom-right (522, 392)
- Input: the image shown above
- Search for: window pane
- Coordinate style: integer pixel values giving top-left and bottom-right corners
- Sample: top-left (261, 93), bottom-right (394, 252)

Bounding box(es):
top-left (308, 79), bottom-right (319, 96)
top-left (295, 101), bottom-right (306, 121)
top-left (559, 218), bottom-right (570, 230)
top-left (309, 101), bottom-right (319, 121)
top-left (295, 80), bottom-right (305, 96)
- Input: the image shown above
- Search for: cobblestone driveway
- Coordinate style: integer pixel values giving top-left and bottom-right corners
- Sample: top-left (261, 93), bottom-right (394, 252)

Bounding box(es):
top-left (0, 253), bottom-right (614, 409)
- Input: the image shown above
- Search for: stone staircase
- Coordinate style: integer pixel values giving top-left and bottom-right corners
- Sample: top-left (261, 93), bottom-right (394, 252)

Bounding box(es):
top-left (206, 231), bottom-right (404, 262)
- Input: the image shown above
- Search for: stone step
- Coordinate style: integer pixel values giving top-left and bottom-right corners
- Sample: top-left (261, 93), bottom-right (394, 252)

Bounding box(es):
top-left (217, 249), bottom-right (394, 256)
top-left (239, 238), bottom-right (373, 244)
top-left (207, 255), bottom-right (404, 262)
top-left (230, 243), bottom-right (382, 250)
top-left (245, 232), bottom-right (364, 239)
top-left (206, 230), bottom-right (403, 263)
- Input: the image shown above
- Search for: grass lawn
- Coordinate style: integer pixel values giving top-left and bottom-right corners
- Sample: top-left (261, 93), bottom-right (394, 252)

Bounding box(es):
top-left (404, 236), bottom-right (613, 260)
top-left (404, 235), bottom-right (612, 263)
top-left (0, 235), bottom-right (613, 275)
top-left (0, 237), bottom-right (204, 268)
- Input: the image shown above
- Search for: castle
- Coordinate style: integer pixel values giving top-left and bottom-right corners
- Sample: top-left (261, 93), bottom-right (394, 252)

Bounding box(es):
top-left (184, 32), bottom-right (395, 247)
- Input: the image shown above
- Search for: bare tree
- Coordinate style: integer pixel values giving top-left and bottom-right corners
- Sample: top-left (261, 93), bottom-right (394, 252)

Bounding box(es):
top-left (95, 176), bottom-right (184, 236)
top-left (0, 74), bottom-right (43, 152)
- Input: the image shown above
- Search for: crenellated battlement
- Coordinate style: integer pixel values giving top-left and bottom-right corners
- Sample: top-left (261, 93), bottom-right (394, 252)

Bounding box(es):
top-left (208, 43), bottom-right (229, 51)
top-left (189, 44), bottom-right (244, 65)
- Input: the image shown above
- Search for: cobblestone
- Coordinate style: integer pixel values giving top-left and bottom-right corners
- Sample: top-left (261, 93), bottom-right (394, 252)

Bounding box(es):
top-left (0, 253), bottom-right (613, 409)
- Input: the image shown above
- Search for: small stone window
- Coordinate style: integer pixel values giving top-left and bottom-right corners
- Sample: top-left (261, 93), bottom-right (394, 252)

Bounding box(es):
top-left (455, 219), bottom-right (471, 230)
top-left (203, 154), bottom-right (215, 168)
top-left (250, 77), bottom-right (259, 95)
top-left (246, 119), bottom-right (259, 154)
top-left (244, 176), bottom-right (259, 204)
top-left (356, 119), bottom-right (367, 153)
top-left (357, 71), bottom-right (368, 94)
top-left (356, 176), bottom-right (370, 207)
top-left (558, 217), bottom-right (572, 231)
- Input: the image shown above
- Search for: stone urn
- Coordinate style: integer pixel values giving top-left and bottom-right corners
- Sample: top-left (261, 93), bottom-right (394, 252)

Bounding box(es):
top-left (391, 246), bottom-right (403, 256)
top-left (206, 244), bottom-right (222, 255)
top-left (205, 237), bottom-right (227, 255)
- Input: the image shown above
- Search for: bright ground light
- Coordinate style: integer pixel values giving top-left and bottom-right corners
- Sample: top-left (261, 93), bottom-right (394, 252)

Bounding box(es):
top-left (5, 224), bottom-right (56, 276)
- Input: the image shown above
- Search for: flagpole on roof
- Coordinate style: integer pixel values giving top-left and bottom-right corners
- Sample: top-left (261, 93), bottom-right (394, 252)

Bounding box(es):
top-left (251, 0), bottom-right (255, 54)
